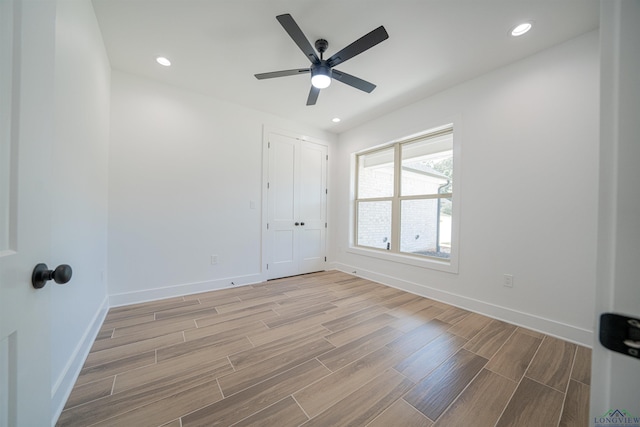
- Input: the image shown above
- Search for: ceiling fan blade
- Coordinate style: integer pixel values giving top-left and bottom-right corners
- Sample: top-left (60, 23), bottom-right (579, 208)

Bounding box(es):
top-left (255, 69), bottom-right (310, 80)
top-left (332, 69), bottom-right (376, 93)
top-left (326, 26), bottom-right (389, 68)
top-left (306, 86), bottom-right (320, 106)
top-left (276, 14), bottom-right (320, 64)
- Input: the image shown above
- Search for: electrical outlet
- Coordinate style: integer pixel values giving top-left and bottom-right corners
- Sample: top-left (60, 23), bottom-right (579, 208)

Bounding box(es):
top-left (211, 255), bottom-right (218, 265)
top-left (503, 274), bottom-right (514, 288)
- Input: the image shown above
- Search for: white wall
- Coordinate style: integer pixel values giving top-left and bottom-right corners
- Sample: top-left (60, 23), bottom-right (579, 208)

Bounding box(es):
top-left (108, 71), bottom-right (336, 305)
top-left (51, 0), bottom-right (111, 418)
top-left (331, 31), bottom-right (599, 346)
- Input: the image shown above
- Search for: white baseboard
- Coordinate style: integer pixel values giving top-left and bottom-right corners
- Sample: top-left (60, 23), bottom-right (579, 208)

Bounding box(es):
top-left (51, 295), bottom-right (109, 426)
top-left (330, 262), bottom-right (593, 347)
top-left (108, 273), bottom-right (264, 307)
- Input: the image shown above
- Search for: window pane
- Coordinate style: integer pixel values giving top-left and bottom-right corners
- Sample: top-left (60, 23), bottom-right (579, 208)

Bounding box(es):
top-left (357, 200), bottom-right (392, 250)
top-left (357, 147), bottom-right (395, 199)
top-left (400, 198), bottom-right (451, 259)
top-left (401, 134), bottom-right (453, 196)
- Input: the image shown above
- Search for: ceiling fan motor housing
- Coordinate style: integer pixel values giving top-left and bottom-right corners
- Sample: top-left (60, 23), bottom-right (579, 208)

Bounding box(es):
top-left (315, 39), bottom-right (329, 55)
top-left (311, 62), bottom-right (332, 78)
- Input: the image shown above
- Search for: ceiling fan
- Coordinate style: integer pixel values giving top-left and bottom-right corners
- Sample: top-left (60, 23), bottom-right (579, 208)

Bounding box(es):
top-left (255, 14), bottom-right (389, 106)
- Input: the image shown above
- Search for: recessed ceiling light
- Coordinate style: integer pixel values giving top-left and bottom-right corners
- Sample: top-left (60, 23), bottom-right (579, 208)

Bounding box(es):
top-left (156, 56), bottom-right (171, 66)
top-left (510, 22), bottom-right (532, 37)
top-left (332, 117), bottom-right (341, 123)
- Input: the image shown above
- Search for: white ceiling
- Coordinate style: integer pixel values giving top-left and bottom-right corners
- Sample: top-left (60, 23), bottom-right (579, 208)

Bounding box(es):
top-left (91, 0), bottom-right (599, 133)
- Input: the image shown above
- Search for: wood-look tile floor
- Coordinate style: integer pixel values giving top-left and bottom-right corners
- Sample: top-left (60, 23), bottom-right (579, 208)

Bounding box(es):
top-left (57, 271), bottom-right (591, 427)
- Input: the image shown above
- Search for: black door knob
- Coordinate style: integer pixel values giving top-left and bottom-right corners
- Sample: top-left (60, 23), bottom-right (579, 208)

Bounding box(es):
top-left (294, 222), bottom-right (300, 226)
top-left (32, 263), bottom-right (73, 289)
top-left (300, 222), bottom-right (305, 226)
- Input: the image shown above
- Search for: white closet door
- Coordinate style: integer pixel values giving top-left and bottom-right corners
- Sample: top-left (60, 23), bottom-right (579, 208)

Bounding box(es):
top-left (266, 132), bottom-right (327, 279)
top-left (268, 133), bottom-right (299, 279)
top-left (298, 140), bottom-right (327, 274)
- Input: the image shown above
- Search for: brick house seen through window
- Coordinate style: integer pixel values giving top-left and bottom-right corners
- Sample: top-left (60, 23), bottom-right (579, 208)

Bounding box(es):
top-left (355, 126), bottom-right (453, 261)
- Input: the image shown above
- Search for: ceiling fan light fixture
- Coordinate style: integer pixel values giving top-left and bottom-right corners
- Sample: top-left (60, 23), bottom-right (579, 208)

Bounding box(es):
top-left (311, 74), bottom-right (331, 89)
top-left (311, 64), bottom-right (332, 89)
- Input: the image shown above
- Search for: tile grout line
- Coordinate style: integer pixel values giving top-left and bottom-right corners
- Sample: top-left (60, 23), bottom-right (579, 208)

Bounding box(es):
top-left (389, 363), bottom-right (433, 423)
top-left (487, 327), bottom-right (534, 427)
top-left (226, 395), bottom-right (295, 427)
top-left (175, 386), bottom-right (227, 425)
top-left (245, 334), bottom-right (256, 348)
top-left (372, 394), bottom-right (431, 427)
top-left (291, 394), bottom-right (312, 422)
top-left (492, 333), bottom-right (546, 427)
top-left (555, 345), bottom-right (579, 427)
top-left (226, 355), bottom-right (237, 372)
top-left (572, 377), bottom-right (591, 387)
top-left (219, 355), bottom-right (326, 400)
top-left (487, 367), bottom-right (519, 384)
top-left (216, 378), bottom-right (225, 399)
top-left (519, 334), bottom-right (578, 393)
top-left (391, 365), bottom-right (414, 383)
top-left (314, 355), bottom-right (332, 373)
top-left (475, 325), bottom-right (519, 380)
top-left (430, 352), bottom-right (489, 425)
top-left (524, 374), bottom-right (568, 392)
top-left (566, 345), bottom-right (580, 389)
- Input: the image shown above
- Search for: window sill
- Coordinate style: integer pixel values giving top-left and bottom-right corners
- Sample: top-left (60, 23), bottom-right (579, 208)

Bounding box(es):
top-left (346, 246), bottom-right (459, 274)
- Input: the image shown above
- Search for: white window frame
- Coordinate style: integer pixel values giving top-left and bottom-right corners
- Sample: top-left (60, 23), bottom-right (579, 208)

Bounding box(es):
top-left (349, 124), bottom-right (460, 274)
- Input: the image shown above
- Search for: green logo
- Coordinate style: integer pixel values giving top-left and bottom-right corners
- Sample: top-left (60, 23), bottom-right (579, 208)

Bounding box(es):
top-left (595, 409), bottom-right (640, 427)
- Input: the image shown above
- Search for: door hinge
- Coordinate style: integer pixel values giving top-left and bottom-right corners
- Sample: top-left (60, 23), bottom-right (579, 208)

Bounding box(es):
top-left (267, 223), bottom-right (269, 230)
top-left (268, 142), bottom-right (271, 148)
top-left (324, 257), bottom-right (327, 262)
top-left (267, 182), bottom-right (270, 189)
top-left (326, 154), bottom-right (328, 161)
top-left (325, 222), bottom-right (327, 228)
top-left (266, 264), bottom-right (269, 270)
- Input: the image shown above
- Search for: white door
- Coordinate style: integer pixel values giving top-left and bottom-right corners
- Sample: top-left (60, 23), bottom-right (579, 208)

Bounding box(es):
top-left (266, 132), bottom-right (327, 279)
top-left (591, 0), bottom-right (640, 423)
top-left (0, 1), bottom-right (57, 426)
top-left (297, 140), bottom-right (328, 274)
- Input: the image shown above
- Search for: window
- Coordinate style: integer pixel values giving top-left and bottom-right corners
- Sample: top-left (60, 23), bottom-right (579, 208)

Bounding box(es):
top-left (354, 126), bottom-right (455, 264)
